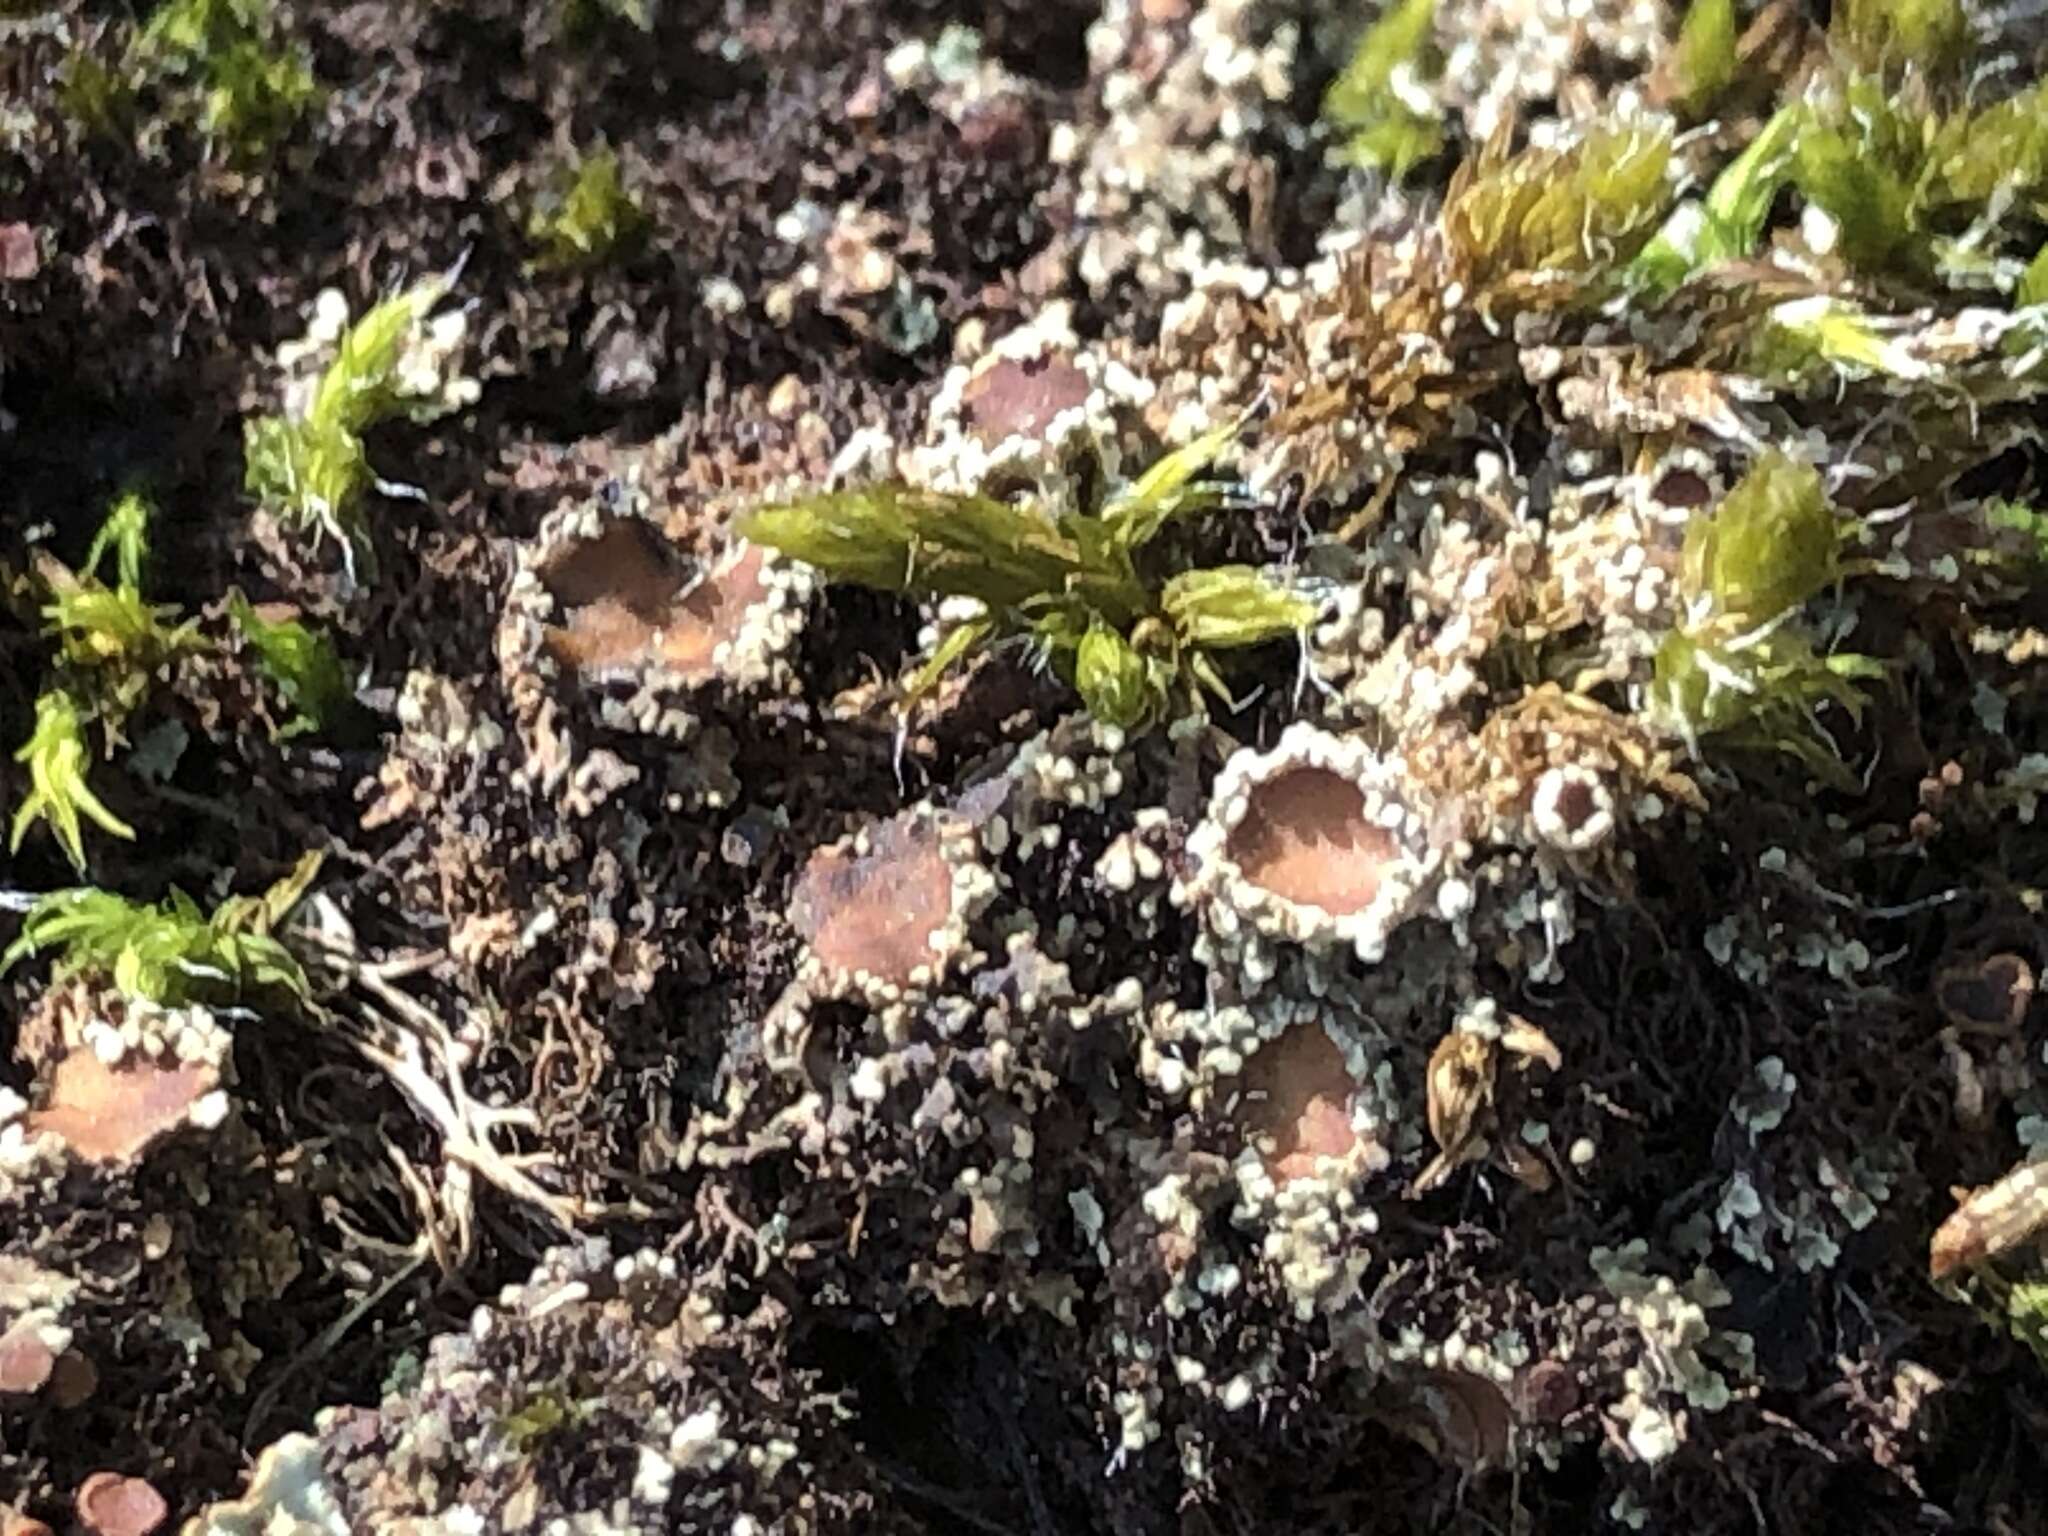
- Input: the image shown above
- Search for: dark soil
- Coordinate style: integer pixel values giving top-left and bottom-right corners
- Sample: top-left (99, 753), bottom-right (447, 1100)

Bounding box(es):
top-left (5, 3), bottom-right (2048, 1535)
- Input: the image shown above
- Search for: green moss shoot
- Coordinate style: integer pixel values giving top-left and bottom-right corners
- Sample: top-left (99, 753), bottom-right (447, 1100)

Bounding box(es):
top-left (132, 0), bottom-right (319, 160)
top-left (243, 276), bottom-right (470, 578)
top-left (2020, 244), bottom-right (2048, 308)
top-left (8, 691), bottom-right (135, 874)
top-left (226, 590), bottom-right (355, 739)
top-left (1649, 453), bottom-right (1878, 783)
top-left (527, 146), bottom-right (647, 270)
top-left (1831, 0), bottom-right (1970, 76)
top-left (1669, 0), bottom-right (1737, 116)
top-left (738, 423), bottom-right (1313, 732)
top-left (0, 855), bottom-right (320, 1008)
top-left (1447, 118), bottom-right (1676, 298)
top-left (1322, 0), bottom-right (1444, 181)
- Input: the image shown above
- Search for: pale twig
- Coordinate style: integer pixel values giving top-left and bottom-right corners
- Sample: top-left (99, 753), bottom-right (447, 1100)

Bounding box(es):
top-left (292, 898), bottom-right (599, 1243)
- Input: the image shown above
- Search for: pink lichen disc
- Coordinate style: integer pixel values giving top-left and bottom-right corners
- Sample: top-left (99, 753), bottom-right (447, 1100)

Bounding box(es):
top-left (74, 1474), bottom-right (168, 1536)
top-left (0, 223), bottom-right (38, 283)
top-left (26, 1051), bottom-right (212, 1166)
top-left (1244, 1024), bottom-right (1363, 1183)
top-left (791, 814), bottom-right (955, 987)
top-left (0, 1324), bottom-right (54, 1395)
top-left (960, 355), bottom-right (1092, 445)
top-left (1225, 767), bottom-right (1398, 915)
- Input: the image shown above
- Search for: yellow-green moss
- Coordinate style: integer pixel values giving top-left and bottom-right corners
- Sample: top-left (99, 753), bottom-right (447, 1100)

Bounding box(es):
top-left (1322, 0), bottom-right (1445, 181)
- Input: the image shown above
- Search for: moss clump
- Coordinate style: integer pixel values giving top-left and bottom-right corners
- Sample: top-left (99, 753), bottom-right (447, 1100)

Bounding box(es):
top-left (1445, 118), bottom-right (1676, 302)
top-left (38, 542), bottom-right (199, 724)
top-left (1789, 76), bottom-right (1925, 276)
top-left (1648, 453), bottom-right (1880, 782)
top-left (1321, 0), bottom-right (1444, 181)
top-left (1633, 106), bottom-right (1801, 293)
top-left (1830, 0), bottom-right (1970, 76)
top-left (66, 0), bottom-right (320, 160)
top-left (1667, 0), bottom-right (1738, 117)
top-left (1788, 74), bottom-right (2048, 282)
top-left (0, 854), bottom-right (320, 1008)
top-left (225, 591), bottom-right (355, 740)
top-left (1983, 500), bottom-right (2048, 574)
top-left (1680, 452), bottom-right (1846, 619)
top-left (8, 494), bottom-right (198, 872)
top-left (526, 146), bottom-right (648, 271)
top-left (9, 691), bottom-right (136, 874)
top-left (2019, 244), bottom-right (2048, 308)
top-left (2007, 1279), bottom-right (2048, 1370)
top-left (1745, 295), bottom-right (1923, 385)
top-left (738, 423), bottom-right (1314, 732)
top-left (243, 277), bottom-right (474, 579)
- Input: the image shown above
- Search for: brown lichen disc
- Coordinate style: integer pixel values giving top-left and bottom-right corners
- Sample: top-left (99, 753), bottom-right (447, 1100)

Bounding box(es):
top-left (1541, 773), bottom-right (1602, 840)
top-left (543, 528), bottom-right (769, 686)
top-left (48, 1349), bottom-right (98, 1410)
top-left (656, 544), bottom-right (768, 682)
top-left (1936, 952), bottom-right (2035, 1035)
top-left (1513, 1359), bottom-right (1581, 1425)
top-left (791, 815), bottom-right (955, 988)
top-left (1243, 1024), bottom-right (1363, 1182)
top-left (540, 520), bottom-right (687, 617)
top-left (74, 1474), bottom-right (168, 1536)
top-left (1401, 1369), bottom-right (1514, 1468)
top-left (960, 355), bottom-right (1092, 445)
top-left (25, 1051), bottom-right (212, 1166)
top-left (1650, 467), bottom-right (1714, 510)
top-left (1225, 767), bottom-right (1397, 915)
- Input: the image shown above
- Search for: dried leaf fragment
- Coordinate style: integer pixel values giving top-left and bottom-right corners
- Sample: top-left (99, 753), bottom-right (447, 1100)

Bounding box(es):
top-left (1419, 1031), bottom-right (1496, 1191)
top-left (1930, 1158), bottom-right (2048, 1280)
